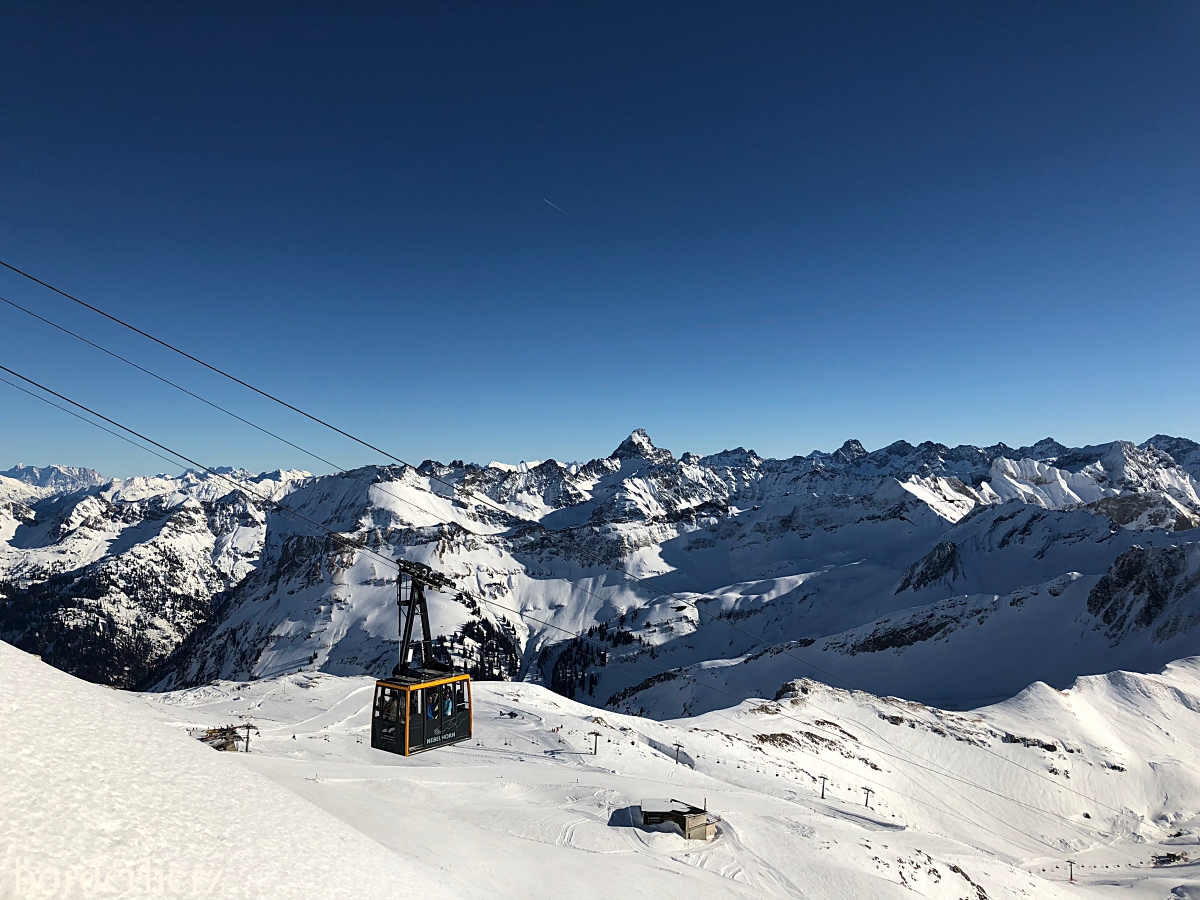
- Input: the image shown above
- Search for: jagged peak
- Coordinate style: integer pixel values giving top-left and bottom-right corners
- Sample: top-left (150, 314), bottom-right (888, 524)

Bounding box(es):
top-left (1141, 435), bottom-right (1200, 480)
top-left (834, 439), bottom-right (868, 461)
top-left (1019, 437), bottom-right (1067, 460)
top-left (1143, 434), bottom-right (1198, 452)
top-left (253, 468), bottom-right (312, 483)
top-left (699, 446), bottom-right (762, 468)
top-left (611, 429), bottom-right (674, 464)
top-left (1047, 440), bottom-right (1171, 477)
top-left (879, 439), bottom-right (916, 457)
top-left (204, 466), bottom-right (253, 479)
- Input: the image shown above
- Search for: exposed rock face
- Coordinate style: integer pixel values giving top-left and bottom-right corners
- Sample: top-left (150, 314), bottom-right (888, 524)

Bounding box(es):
top-left (611, 428), bottom-right (675, 466)
top-left (821, 573), bottom-right (1081, 660)
top-left (1142, 435), bottom-right (1200, 480)
top-left (1087, 494), bottom-right (1200, 532)
top-left (1087, 544), bottom-right (1200, 643)
top-left (895, 542), bottom-right (962, 594)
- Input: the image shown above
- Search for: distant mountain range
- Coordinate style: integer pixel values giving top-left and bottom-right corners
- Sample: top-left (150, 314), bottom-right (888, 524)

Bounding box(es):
top-left (1, 463), bottom-right (108, 493)
top-left (2, 431), bottom-right (1199, 714)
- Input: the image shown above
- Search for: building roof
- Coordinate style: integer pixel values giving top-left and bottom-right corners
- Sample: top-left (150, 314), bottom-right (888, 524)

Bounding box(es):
top-left (640, 798), bottom-right (701, 815)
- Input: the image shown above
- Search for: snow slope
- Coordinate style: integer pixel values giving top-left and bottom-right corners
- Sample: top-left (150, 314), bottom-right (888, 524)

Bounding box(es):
top-left (130, 646), bottom-right (1200, 899)
top-left (0, 640), bottom-right (455, 900)
top-left (602, 535), bottom-right (1200, 715)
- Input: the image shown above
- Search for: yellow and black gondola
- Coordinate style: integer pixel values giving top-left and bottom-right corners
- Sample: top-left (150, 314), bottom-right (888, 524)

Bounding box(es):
top-left (370, 561), bottom-right (473, 756)
top-left (372, 671), bottom-right (472, 755)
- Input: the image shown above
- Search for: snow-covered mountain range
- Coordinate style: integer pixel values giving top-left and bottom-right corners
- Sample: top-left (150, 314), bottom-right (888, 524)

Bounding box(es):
top-left (3, 431), bottom-right (1199, 713)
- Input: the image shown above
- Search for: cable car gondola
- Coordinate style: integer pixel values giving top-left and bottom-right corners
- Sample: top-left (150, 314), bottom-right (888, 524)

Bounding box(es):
top-left (371, 561), bottom-right (472, 756)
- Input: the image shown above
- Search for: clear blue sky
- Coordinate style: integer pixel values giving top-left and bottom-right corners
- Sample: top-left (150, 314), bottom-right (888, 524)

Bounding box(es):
top-left (1, 2), bottom-right (1197, 477)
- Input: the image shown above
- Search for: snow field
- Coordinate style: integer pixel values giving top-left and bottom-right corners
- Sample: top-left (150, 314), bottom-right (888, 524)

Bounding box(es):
top-left (134, 657), bottom-right (1200, 899)
top-left (0, 641), bottom-right (456, 900)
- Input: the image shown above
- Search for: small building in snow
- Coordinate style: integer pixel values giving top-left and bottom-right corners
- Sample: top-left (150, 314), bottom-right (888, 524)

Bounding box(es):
top-left (640, 799), bottom-right (716, 840)
top-left (199, 726), bottom-right (242, 752)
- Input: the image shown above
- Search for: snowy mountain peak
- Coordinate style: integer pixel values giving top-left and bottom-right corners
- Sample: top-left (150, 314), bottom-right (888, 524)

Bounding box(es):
top-left (205, 466), bottom-right (251, 478)
top-left (833, 438), bottom-right (868, 462)
top-left (0, 463), bottom-right (106, 493)
top-left (698, 446), bottom-right (762, 469)
top-left (254, 468), bottom-right (312, 483)
top-left (1022, 437), bottom-right (1068, 460)
top-left (1142, 434), bottom-right (1200, 479)
top-left (611, 429), bottom-right (674, 465)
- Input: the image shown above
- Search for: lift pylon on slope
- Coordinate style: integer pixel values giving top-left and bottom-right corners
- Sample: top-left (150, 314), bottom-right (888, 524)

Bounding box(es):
top-left (370, 560), bottom-right (472, 756)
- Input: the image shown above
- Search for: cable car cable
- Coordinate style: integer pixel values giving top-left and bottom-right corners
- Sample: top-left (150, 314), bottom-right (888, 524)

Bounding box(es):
top-left (0, 293), bottom-right (653, 669)
top-left (0, 258), bottom-right (426, 466)
top-left (0, 293), bottom-right (351, 471)
top-left (0, 376), bottom-right (204, 475)
top-left (0, 364), bottom-right (411, 574)
top-left (0, 260), bottom-right (822, 603)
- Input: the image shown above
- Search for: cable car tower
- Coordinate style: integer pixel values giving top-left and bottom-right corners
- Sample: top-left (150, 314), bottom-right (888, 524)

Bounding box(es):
top-left (370, 560), bottom-right (472, 756)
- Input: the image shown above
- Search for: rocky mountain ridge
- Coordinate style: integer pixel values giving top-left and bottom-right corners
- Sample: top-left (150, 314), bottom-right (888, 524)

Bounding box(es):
top-left (1, 463), bottom-right (107, 494)
top-left (1, 431), bottom-right (1198, 707)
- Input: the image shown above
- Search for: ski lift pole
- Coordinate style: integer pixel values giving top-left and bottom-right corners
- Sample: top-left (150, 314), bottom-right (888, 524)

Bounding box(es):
top-left (589, 731), bottom-right (601, 755)
top-left (240, 722), bottom-right (259, 753)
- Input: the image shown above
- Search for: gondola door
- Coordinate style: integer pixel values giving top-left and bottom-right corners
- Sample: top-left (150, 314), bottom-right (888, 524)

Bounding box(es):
top-left (405, 675), bottom-right (472, 754)
top-left (406, 685), bottom-right (424, 751)
top-left (371, 683), bottom-right (406, 754)
top-left (449, 678), bottom-right (472, 741)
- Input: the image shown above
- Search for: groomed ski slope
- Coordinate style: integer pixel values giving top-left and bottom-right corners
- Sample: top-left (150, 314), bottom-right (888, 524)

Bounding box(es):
top-left (7, 638), bottom-right (1200, 898)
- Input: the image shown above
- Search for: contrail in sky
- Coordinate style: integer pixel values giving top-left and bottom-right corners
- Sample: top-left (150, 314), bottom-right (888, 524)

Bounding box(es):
top-left (543, 199), bottom-right (568, 215)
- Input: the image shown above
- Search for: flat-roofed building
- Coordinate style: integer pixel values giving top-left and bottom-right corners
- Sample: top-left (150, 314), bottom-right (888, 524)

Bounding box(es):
top-left (640, 799), bottom-right (716, 840)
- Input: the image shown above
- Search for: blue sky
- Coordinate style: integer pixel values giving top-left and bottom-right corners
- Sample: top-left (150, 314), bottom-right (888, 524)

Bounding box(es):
top-left (1, 2), bottom-right (1197, 477)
